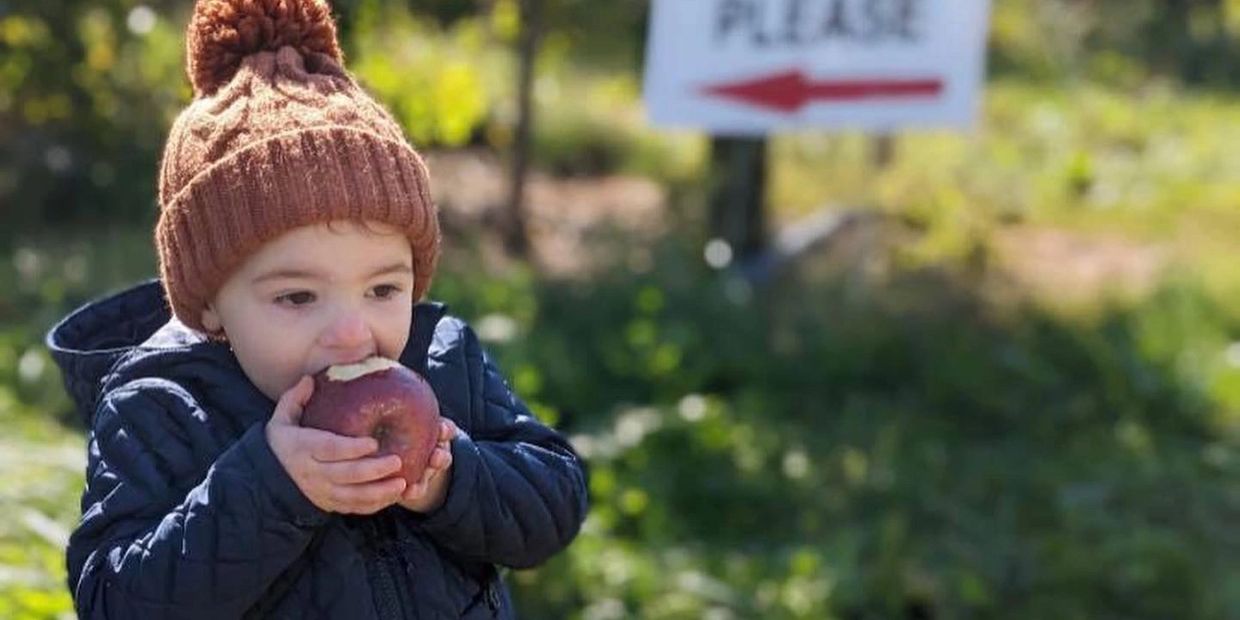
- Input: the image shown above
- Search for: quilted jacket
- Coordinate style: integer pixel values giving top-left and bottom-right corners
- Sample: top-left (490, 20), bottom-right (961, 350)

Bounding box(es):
top-left (47, 279), bottom-right (588, 619)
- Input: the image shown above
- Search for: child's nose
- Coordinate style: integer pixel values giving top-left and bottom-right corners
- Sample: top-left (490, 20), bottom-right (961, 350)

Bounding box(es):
top-left (320, 309), bottom-right (372, 351)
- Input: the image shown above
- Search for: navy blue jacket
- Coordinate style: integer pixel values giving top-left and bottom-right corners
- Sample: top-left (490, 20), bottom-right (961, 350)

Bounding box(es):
top-left (47, 280), bottom-right (588, 619)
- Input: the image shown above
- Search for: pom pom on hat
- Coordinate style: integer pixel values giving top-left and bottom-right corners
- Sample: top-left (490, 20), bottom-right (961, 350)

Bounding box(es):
top-left (187, 0), bottom-right (343, 96)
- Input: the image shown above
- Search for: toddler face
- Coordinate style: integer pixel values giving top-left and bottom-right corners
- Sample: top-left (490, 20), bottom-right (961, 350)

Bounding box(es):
top-left (201, 221), bottom-right (416, 401)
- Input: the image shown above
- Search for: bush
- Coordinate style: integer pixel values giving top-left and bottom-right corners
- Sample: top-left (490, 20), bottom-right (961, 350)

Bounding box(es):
top-left (432, 235), bottom-right (1240, 619)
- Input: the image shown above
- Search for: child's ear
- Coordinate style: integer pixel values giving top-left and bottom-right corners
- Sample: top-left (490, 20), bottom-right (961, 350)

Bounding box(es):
top-left (201, 303), bottom-right (222, 334)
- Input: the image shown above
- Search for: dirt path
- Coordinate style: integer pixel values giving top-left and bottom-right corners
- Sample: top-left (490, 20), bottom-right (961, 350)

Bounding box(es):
top-left (427, 149), bottom-right (1170, 303)
top-left (991, 226), bottom-right (1169, 304)
top-left (425, 149), bottom-right (666, 275)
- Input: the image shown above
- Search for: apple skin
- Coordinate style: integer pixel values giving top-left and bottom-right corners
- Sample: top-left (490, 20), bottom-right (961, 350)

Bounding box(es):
top-left (300, 357), bottom-right (442, 487)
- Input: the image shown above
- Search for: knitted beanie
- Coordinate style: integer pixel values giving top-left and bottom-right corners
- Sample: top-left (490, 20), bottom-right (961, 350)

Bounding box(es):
top-left (156, 0), bottom-right (439, 333)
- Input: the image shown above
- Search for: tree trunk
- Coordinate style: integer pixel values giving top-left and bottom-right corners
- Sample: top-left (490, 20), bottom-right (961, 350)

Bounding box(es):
top-left (503, 0), bottom-right (540, 258)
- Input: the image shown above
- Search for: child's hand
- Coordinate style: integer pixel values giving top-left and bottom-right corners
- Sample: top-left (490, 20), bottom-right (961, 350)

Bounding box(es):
top-left (399, 419), bottom-right (457, 513)
top-left (266, 376), bottom-right (407, 515)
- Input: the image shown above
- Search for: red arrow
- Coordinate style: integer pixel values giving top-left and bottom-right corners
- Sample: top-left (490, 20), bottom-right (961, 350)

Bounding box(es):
top-left (701, 69), bottom-right (943, 113)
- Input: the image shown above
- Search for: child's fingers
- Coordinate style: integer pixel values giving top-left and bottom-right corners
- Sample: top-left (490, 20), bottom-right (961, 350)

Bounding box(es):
top-left (331, 478), bottom-right (406, 514)
top-left (428, 446), bottom-right (452, 471)
top-left (308, 432), bottom-right (379, 462)
top-left (412, 448), bottom-right (451, 489)
top-left (439, 419), bottom-right (457, 442)
top-left (272, 376), bottom-right (314, 425)
top-left (398, 448), bottom-right (447, 499)
top-left (401, 478), bottom-right (428, 502)
top-left (321, 455), bottom-right (402, 485)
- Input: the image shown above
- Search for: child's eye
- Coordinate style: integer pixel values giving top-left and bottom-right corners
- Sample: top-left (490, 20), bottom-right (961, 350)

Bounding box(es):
top-left (275, 291), bottom-right (316, 306)
top-left (369, 284), bottom-right (403, 300)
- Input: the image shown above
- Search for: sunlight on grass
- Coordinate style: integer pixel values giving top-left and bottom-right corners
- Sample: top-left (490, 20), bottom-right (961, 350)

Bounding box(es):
top-left (0, 418), bottom-right (83, 619)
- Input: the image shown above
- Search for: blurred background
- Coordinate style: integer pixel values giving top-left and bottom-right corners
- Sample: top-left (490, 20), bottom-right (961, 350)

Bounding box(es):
top-left (2, 0), bottom-right (1240, 617)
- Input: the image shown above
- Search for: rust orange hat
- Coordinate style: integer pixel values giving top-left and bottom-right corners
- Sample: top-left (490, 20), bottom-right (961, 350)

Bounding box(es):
top-left (156, 0), bottom-right (439, 333)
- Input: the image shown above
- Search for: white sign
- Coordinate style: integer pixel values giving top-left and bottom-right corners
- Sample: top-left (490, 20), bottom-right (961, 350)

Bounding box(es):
top-left (643, 0), bottom-right (992, 134)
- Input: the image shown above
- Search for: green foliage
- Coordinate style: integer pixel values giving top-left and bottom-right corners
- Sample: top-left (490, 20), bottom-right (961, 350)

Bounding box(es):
top-left (768, 82), bottom-right (1240, 287)
top-left (0, 1), bottom-right (189, 235)
top-left (990, 0), bottom-right (1240, 86)
top-left (528, 72), bottom-right (704, 181)
top-left (348, 0), bottom-right (497, 148)
top-left (0, 0), bottom-right (509, 234)
top-left (432, 238), bottom-right (1240, 619)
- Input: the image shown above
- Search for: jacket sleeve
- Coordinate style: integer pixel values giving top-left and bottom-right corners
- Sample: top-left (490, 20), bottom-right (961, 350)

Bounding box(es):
top-left (67, 378), bottom-right (329, 619)
top-left (411, 320), bottom-right (589, 569)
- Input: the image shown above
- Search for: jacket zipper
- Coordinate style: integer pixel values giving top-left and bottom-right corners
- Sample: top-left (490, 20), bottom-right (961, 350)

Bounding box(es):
top-left (363, 517), bottom-right (405, 618)
top-left (379, 513), bottom-right (419, 617)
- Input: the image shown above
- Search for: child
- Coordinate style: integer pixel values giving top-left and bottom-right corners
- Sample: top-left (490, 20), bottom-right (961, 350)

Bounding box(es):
top-left (45, 1), bottom-right (588, 618)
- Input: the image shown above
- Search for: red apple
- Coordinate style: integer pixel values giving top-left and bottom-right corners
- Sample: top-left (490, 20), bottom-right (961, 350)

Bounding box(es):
top-left (300, 357), bottom-right (441, 487)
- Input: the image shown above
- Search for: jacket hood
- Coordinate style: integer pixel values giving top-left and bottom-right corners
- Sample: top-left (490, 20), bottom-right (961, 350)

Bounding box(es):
top-left (46, 279), bottom-right (221, 423)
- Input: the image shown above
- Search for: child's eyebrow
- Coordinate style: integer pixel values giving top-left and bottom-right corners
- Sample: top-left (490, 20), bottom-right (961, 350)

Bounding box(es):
top-left (251, 263), bottom-right (413, 286)
top-left (367, 263), bottom-right (414, 279)
top-left (251, 268), bottom-right (322, 285)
